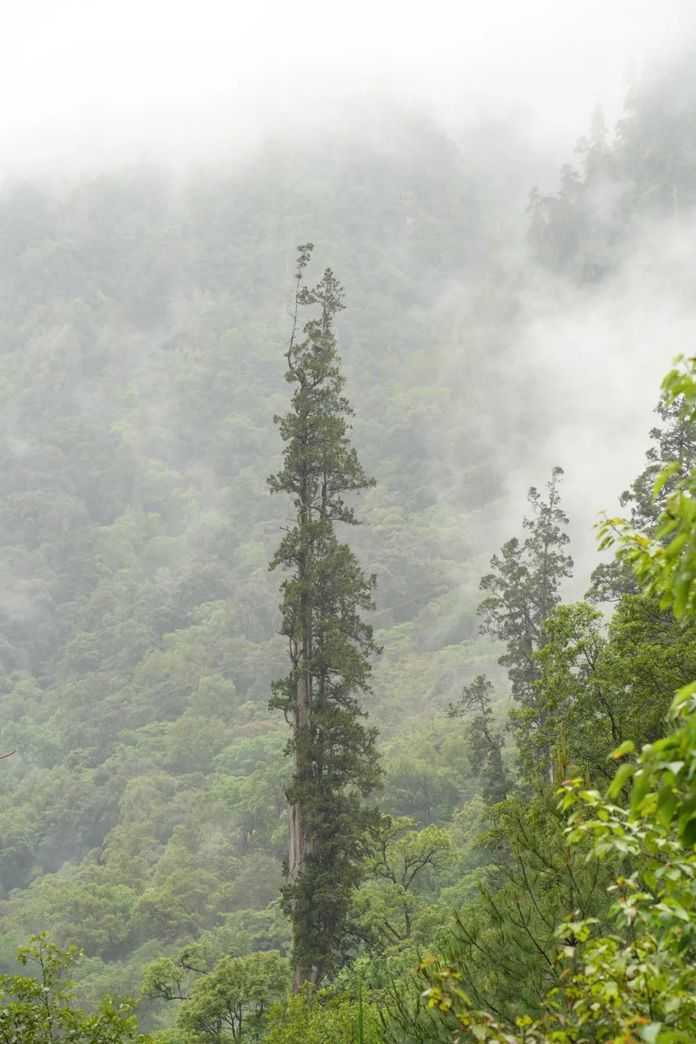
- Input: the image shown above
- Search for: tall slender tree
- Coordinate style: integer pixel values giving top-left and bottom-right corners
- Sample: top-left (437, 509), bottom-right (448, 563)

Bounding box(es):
top-left (479, 467), bottom-right (573, 707)
top-left (269, 244), bottom-right (380, 988)
top-left (478, 467), bottom-right (573, 779)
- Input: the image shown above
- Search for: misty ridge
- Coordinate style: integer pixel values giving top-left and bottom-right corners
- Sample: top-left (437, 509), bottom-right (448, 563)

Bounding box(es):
top-left (0, 30), bottom-right (694, 1043)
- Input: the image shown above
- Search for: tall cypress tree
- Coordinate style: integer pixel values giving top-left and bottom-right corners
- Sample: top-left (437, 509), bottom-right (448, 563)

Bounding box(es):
top-left (268, 244), bottom-right (380, 988)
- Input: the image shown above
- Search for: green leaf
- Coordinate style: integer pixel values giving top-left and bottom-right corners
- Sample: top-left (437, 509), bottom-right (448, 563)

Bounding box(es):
top-left (607, 762), bottom-right (635, 799)
top-left (656, 784), bottom-right (677, 827)
top-left (630, 770), bottom-right (651, 813)
top-left (653, 461), bottom-right (680, 497)
top-left (671, 681), bottom-right (696, 714)
top-left (610, 740), bottom-right (635, 759)
top-left (680, 813), bottom-right (696, 847)
top-left (664, 532), bottom-right (689, 560)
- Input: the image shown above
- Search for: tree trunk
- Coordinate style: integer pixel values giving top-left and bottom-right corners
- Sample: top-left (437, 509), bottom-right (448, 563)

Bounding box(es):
top-left (288, 670), bottom-right (308, 886)
top-left (290, 652), bottom-right (315, 990)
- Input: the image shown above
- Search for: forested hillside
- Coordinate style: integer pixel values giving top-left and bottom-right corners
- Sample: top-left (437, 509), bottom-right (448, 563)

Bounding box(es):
top-left (0, 50), bottom-right (695, 1043)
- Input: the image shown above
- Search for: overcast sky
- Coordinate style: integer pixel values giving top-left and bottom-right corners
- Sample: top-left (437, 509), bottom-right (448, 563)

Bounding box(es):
top-left (1, 0), bottom-right (694, 174)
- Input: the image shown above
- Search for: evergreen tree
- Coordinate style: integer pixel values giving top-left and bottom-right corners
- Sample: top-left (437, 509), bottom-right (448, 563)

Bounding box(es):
top-left (268, 244), bottom-right (381, 988)
top-left (478, 467), bottom-right (573, 778)
top-left (418, 358), bottom-right (696, 1044)
top-left (589, 393), bottom-right (696, 601)
top-left (448, 675), bottom-right (509, 804)
top-left (479, 467), bottom-right (573, 705)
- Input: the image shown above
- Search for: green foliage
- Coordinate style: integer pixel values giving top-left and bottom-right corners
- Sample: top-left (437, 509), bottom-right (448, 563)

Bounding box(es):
top-left (600, 356), bottom-right (696, 620)
top-left (263, 985), bottom-right (381, 1044)
top-left (417, 360), bottom-right (696, 1041)
top-left (516, 595), bottom-right (696, 785)
top-left (449, 675), bottom-right (509, 803)
top-left (177, 952), bottom-right (289, 1043)
top-left (353, 817), bottom-right (452, 951)
top-left (376, 403), bottom-right (696, 1035)
top-left (439, 793), bottom-right (609, 1022)
top-left (478, 467), bottom-right (573, 775)
top-left (590, 376), bottom-right (696, 603)
top-left (268, 245), bottom-right (381, 984)
top-left (421, 689), bottom-right (696, 1041)
top-left (0, 935), bottom-right (150, 1043)
top-left (144, 947), bottom-right (290, 1042)
top-left (380, 725), bottom-right (470, 826)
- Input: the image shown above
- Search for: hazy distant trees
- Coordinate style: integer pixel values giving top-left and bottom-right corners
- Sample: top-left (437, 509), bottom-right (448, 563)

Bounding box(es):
top-left (448, 674), bottom-right (508, 804)
top-left (479, 467), bottom-right (573, 702)
top-left (476, 467), bottom-right (573, 778)
top-left (529, 52), bottom-right (696, 280)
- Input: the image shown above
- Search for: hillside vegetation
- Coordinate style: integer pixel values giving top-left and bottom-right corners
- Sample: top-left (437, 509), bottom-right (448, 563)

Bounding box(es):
top-left (0, 54), bottom-right (694, 1042)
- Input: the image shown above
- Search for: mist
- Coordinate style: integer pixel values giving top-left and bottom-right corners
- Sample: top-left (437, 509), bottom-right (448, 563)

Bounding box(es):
top-left (443, 207), bottom-right (696, 590)
top-left (1, 0), bottom-right (693, 174)
top-left (2, 1), bottom-right (692, 531)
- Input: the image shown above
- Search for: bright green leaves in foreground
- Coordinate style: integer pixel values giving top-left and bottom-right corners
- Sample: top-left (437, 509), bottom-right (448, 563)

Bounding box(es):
top-left (599, 357), bottom-right (696, 619)
top-left (420, 360), bottom-right (696, 1041)
top-left (421, 689), bottom-right (696, 1040)
top-left (0, 934), bottom-right (151, 1044)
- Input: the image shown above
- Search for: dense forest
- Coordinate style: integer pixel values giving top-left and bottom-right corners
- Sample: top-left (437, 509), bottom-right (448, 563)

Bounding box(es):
top-left (0, 48), bottom-right (695, 1043)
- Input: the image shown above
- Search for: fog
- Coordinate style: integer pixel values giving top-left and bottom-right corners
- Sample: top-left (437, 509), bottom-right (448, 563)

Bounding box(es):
top-left (1, 4), bottom-right (696, 643)
top-left (2, 1), bottom-right (693, 174)
top-left (486, 212), bottom-right (696, 587)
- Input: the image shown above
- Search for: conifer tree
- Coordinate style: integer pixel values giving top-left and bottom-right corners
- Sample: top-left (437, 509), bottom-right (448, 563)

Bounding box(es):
top-left (449, 675), bottom-right (509, 803)
top-left (479, 467), bottom-right (573, 707)
top-left (478, 467), bottom-right (573, 779)
top-left (589, 393), bottom-right (696, 601)
top-left (268, 244), bottom-right (380, 988)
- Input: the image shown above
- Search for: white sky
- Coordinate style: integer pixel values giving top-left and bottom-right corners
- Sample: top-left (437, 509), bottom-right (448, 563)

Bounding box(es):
top-left (0, 0), bottom-right (694, 173)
